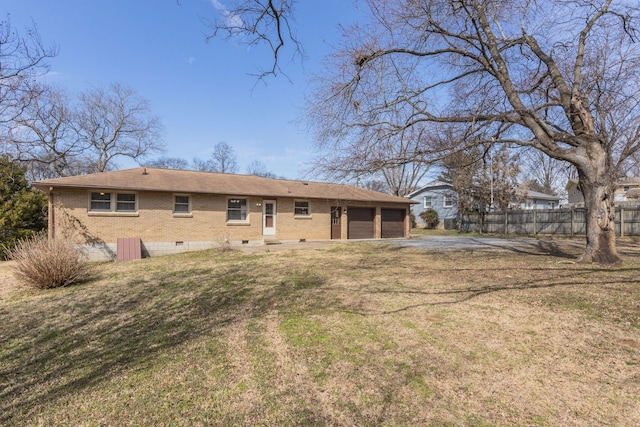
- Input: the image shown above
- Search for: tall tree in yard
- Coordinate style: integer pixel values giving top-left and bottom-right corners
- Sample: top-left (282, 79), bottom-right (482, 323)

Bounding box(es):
top-left (310, 0), bottom-right (640, 264)
top-left (211, 0), bottom-right (640, 263)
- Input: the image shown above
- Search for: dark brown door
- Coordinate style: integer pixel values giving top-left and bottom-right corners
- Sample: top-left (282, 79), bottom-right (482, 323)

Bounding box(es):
top-left (381, 208), bottom-right (406, 238)
top-left (347, 207), bottom-right (375, 239)
top-left (331, 206), bottom-right (341, 239)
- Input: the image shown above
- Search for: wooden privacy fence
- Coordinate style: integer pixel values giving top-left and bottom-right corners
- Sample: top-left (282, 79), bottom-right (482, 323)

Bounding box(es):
top-left (460, 206), bottom-right (640, 236)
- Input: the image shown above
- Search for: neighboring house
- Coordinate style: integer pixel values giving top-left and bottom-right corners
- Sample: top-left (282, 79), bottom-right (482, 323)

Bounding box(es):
top-left (510, 189), bottom-right (562, 210)
top-left (566, 177), bottom-right (640, 207)
top-left (33, 167), bottom-right (414, 261)
top-left (565, 179), bottom-right (582, 206)
top-left (408, 180), bottom-right (561, 229)
top-left (407, 180), bottom-right (458, 228)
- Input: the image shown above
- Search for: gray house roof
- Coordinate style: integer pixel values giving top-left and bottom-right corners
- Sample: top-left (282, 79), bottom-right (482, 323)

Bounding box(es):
top-left (517, 189), bottom-right (561, 201)
top-left (408, 181), bottom-right (559, 201)
top-left (406, 180), bottom-right (454, 198)
top-left (34, 167), bottom-right (414, 205)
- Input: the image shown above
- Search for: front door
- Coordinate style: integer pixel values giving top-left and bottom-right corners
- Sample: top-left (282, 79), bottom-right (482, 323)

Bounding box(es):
top-left (331, 206), bottom-right (341, 239)
top-left (263, 200), bottom-right (276, 236)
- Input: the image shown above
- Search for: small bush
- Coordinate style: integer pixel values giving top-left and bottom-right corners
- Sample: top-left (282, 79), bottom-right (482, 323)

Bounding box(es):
top-left (216, 234), bottom-right (235, 253)
top-left (419, 209), bottom-right (440, 229)
top-left (7, 233), bottom-right (89, 289)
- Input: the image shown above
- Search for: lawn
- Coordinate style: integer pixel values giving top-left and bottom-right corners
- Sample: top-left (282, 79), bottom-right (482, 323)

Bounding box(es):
top-left (1, 240), bottom-right (639, 426)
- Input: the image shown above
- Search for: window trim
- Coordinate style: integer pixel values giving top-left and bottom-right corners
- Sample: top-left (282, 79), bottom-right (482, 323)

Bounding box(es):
top-left (423, 196), bottom-right (432, 209)
top-left (294, 200), bottom-right (311, 217)
top-left (443, 194), bottom-right (453, 208)
top-left (227, 197), bottom-right (249, 223)
top-left (173, 194), bottom-right (191, 215)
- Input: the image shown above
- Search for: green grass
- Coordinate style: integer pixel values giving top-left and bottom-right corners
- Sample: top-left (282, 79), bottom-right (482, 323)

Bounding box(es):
top-left (1, 242), bottom-right (640, 426)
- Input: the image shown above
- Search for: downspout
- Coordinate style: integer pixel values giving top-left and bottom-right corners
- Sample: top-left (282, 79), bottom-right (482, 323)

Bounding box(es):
top-left (48, 187), bottom-right (55, 241)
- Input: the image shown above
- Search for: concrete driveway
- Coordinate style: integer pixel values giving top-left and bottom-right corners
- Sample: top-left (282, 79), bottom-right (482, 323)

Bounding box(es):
top-left (372, 234), bottom-right (585, 256)
top-left (238, 235), bottom-right (585, 257)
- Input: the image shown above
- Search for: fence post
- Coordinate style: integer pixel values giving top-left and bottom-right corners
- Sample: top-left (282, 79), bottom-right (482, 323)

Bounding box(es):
top-left (504, 211), bottom-right (508, 234)
top-left (620, 207), bottom-right (624, 237)
top-left (534, 210), bottom-right (537, 235)
top-left (570, 208), bottom-right (574, 237)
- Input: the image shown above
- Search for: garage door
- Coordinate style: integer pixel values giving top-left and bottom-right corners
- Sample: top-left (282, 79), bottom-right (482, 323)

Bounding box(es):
top-left (347, 208), bottom-right (375, 239)
top-left (381, 208), bottom-right (406, 238)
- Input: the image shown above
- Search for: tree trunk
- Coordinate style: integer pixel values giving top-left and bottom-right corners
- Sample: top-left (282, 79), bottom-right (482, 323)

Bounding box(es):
top-left (577, 173), bottom-right (621, 264)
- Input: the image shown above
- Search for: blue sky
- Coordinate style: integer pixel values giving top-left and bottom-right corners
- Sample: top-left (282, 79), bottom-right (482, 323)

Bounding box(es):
top-left (5, 0), bottom-right (361, 179)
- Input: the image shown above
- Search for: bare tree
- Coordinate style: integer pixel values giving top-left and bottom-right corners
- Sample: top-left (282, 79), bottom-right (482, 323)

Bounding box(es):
top-left (7, 85), bottom-right (81, 179)
top-left (311, 121), bottom-right (433, 196)
top-left (209, 141), bottom-right (238, 173)
top-left (361, 178), bottom-right (388, 193)
top-left (142, 156), bottom-right (189, 170)
top-left (191, 156), bottom-right (216, 172)
top-left (0, 16), bottom-right (56, 132)
top-left (73, 83), bottom-right (165, 173)
top-left (246, 160), bottom-right (276, 177)
top-left (204, 0), bottom-right (302, 80)
top-left (519, 148), bottom-right (573, 197)
top-left (7, 83), bottom-right (165, 178)
top-left (303, 0), bottom-right (640, 264)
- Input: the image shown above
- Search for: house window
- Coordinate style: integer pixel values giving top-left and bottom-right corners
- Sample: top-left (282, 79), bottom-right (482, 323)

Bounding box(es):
top-left (90, 192), bottom-right (112, 211)
top-left (423, 196), bottom-right (432, 208)
top-left (174, 195), bottom-right (191, 213)
top-left (443, 194), bottom-right (453, 207)
top-left (227, 198), bottom-right (248, 221)
top-left (294, 201), bottom-right (310, 216)
top-left (624, 186), bottom-right (630, 192)
top-left (89, 192), bottom-right (137, 212)
top-left (116, 193), bottom-right (137, 212)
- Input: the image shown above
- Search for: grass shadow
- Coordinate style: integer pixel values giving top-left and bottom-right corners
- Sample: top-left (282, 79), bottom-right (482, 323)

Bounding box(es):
top-left (0, 254), bottom-right (329, 425)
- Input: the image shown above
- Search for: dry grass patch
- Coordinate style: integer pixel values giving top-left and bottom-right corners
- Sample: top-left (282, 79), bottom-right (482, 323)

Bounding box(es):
top-left (1, 241), bottom-right (639, 426)
top-left (0, 261), bottom-right (18, 300)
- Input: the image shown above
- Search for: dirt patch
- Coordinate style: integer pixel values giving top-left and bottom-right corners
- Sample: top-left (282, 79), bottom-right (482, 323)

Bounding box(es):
top-left (234, 240), bottom-right (338, 254)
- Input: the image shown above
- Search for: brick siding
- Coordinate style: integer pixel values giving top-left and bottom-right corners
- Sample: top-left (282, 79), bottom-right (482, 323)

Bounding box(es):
top-left (52, 189), bottom-right (409, 260)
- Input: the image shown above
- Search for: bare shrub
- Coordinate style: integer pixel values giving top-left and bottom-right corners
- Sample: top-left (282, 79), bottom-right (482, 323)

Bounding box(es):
top-left (7, 233), bottom-right (89, 289)
top-left (216, 234), bottom-right (234, 253)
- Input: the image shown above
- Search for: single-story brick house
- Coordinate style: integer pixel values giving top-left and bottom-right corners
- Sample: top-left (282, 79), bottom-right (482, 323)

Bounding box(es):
top-left (33, 167), bottom-right (414, 261)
